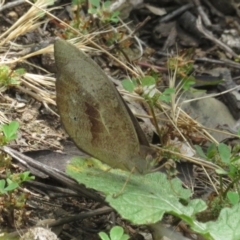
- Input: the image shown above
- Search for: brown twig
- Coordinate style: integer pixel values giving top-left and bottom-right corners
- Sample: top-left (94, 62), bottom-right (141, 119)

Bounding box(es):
top-left (196, 17), bottom-right (239, 58)
top-left (160, 3), bottom-right (193, 23)
top-left (192, 0), bottom-right (211, 26)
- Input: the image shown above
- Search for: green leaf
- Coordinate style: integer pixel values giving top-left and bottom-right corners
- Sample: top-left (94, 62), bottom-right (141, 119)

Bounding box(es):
top-left (19, 171), bottom-right (35, 182)
top-left (88, 8), bottom-right (98, 14)
top-left (203, 204), bottom-right (240, 240)
top-left (163, 88), bottom-right (175, 94)
top-left (72, 0), bottom-right (79, 5)
top-left (14, 68), bottom-right (25, 75)
top-left (9, 77), bottom-right (19, 85)
top-left (182, 80), bottom-right (195, 91)
top-left (99, 232), bottom-right (110, 240)
top-left (110, 226), bottom-right (129, 240)
top-left (228, 165), bottom-right (239, 178)
top-left (5, 182), bottom-right (18, 192)
top-left (207, 143), bottom-right (217, 159)
top-left (215, 168), bottom-right (228, 175)
top-left (103, 1), bottom-right (111, 8)
top-left (141, 76), bottom-right (155, 87)
top-left (66, 157), bottom-right (207, 226)
top-left (194, 145), bottom-right (207, 159)
top-left (111, 11), bottom-right (120, 18)
top-left (159, 88), bottom-right (175, 103)
top-left (0, 179), bottom-right (6, 193)
top-left (89, 0), bottom-right (100, 7)
top-left (68, 157), bottom-right (240, 239)
top-left (121, 79), bottom-right (135, 92)
top-left (110, 17), bottom-right (119, 23)
top-left (2, 121), bottom-right (19, 142)
top-left (6, 178), bottom-right (13, 185)
top-left (227, 192), bottom-right (239, 205)
top-left (230, 156), bottom-right (240, 163)
top-left (159, 94), bottom-right (171, 103)
top-left (218, 143), bottom-right (231, 164)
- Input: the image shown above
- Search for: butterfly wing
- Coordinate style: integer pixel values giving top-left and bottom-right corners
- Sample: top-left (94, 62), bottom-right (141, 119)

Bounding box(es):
top-left (54, 39), bottom-right (149, 173)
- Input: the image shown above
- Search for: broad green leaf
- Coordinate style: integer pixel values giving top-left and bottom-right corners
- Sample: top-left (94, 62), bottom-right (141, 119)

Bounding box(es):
top-left (218, 143), bottom-right (231, 164)
top-left (66, 157), bottom-right (207, 226)
top-left (68, 157), bottom-right (240, 239)
top-left (203, 204), bottom-right (240, 240)
top-left (227, 192), bottom-right (239, 205)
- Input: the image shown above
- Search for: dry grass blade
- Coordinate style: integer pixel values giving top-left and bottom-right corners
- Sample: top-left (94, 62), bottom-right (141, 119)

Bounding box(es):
top-left (0, 110), bottom-right (9, 124)
top-left (20, 73), bottom-right (56, 105)
top-left (0, 0), bottom-right (54, 45)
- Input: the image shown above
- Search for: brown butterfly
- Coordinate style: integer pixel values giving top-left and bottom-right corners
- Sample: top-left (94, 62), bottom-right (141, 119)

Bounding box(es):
top-left (54, 39), bottom-right (156, 174)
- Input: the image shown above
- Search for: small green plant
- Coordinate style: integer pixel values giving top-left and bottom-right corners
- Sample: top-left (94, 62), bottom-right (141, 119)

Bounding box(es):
top-left (0, 121), bottom-right (19, 169)
top-left (195, 142), bottom-right (240, 210)
top-left (71, 0), bottom-right (119, 24)
top-left (0, 121), bottom-right (19, 145)
top-left (0, 171), bottom-right (34, 195)
top-left (168, 54), bottom-right (222, 92)
top-left (99, 226), bottom-right (129, 240)
top-left (0, 171), bottom-right (35, 227)
top-left (0, 121), bottom-right (35, 227)
top-left (88, 0), bottom-right (120, 23)
top-left (0, 65), bottom-right (24, 89)
top-left (67, 0), bottom-right (119, 38)
top-left (122, 76), bottom-right (175, 104)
